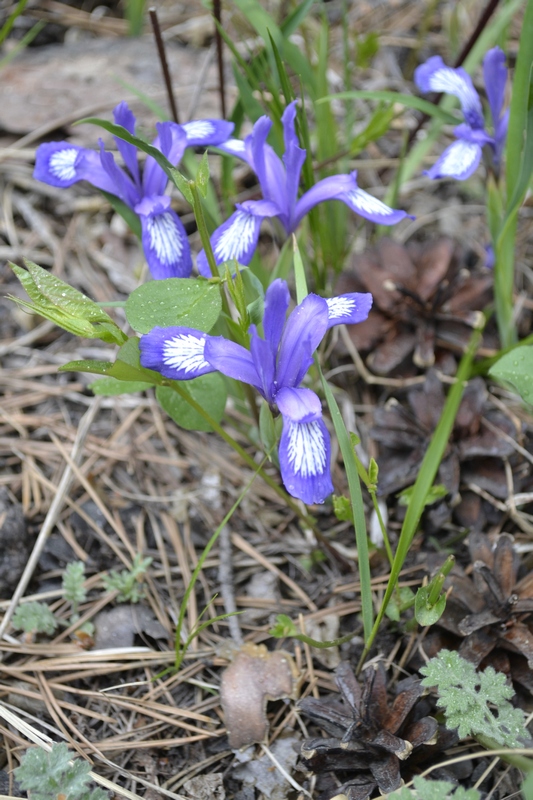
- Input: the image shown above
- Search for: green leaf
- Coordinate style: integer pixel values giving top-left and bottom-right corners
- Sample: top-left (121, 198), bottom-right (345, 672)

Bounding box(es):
top-left (384, 586), bottom-right (415, 622)
top-left (15, 742), bottom-right (109, 800)
top-left (9, 260), bottom-right (127, 345)
top-left (398, 482), bottom-right (448, 508)
top-left (388, 776), bottom-right (481, 800)
top-left (156, 373), bottom-right (227, 431)
top-left (420, 649), bottom-right (531, 747)
top-left (350, 103), bottom-right (396, 155)
top-left (414, 585), bottom-right (447, 626)
top-left (59, 359), bottom-right (114, 376)
top-left (11, 601), bottom-right (57, 636)
top-left (89, 377), bottom-right (153, 395)
top-left (196, 151), bottom-right (210, 199)
top-left (489, 345), bottom-right (533, 405)
top-left (270, 613), bottom-right (298, 638)
top-left (61, 338), bottom-right (163, 385)
top-left (321, 90), bottom-right (460, 124)
top-left (258, 401), bottom-right (281, 469)
top-left (170, 166), bottom-right (193, 204)
top-left (125, 278), bottom-right (222, 334)
top-left (355, 31), bottom-right (379, 68)
top-left (333, 494), bottom-right (352, 522)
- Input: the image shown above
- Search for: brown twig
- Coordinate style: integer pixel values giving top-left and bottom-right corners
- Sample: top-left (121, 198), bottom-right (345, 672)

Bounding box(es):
top-left (212, 0), bottom-right (227, 119)
top-left (149, 7), bottom-right (180, 124)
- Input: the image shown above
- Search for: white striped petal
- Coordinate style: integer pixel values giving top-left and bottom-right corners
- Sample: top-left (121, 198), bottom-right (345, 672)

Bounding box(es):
top-left (163, 332), bottom-right (210, 374)
top-left (49, 148), bottom-right (79, 181)
top-left (213, 209), bottom-right (262, 265)
top-left (286, 420), bottom-right (328, 478)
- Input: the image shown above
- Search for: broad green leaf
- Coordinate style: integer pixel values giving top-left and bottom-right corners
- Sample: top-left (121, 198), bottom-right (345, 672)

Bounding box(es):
top-left (489, 345), bottom-right (533, 405)
top-left (384, 586), bottom-right (415, 622)
top-left (9, 260), bottom-right (127, 345)
top-left (414, 585), bottom-right (446, 626)
top-left (89, 377), bottom-right (153, 395)
top-left (59, 360), bottom-right (115, 375)
top-left (14, 260), bottom-right (112, 322)
top-left (125, 278), bottom-right (222, 334)
top-left (156, 372), bottom-right (227, 431)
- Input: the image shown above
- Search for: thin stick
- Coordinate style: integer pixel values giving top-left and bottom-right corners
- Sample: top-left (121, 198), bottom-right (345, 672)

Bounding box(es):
top-left (149, 7), bottom-right (180, 124)
top-left (218, 526), bottom-right (242, 644)
top-left (0, 398), bottom-right (101, 640)
top-left (212, 0), bottom-right (226, 119)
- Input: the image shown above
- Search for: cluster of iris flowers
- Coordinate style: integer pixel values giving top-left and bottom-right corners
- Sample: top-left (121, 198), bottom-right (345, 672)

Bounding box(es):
top-left (33, 49), bottom-right (508, 504)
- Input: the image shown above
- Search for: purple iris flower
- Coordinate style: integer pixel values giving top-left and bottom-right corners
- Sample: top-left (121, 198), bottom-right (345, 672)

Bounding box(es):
top-left (414, 47), bottom-right (508, 180)
top-left (139, 279), bottom-right (372, 504)
top-left (33, 102), bottom-right (234, 279)
top-left (197, 101), bottom-right (412, 275)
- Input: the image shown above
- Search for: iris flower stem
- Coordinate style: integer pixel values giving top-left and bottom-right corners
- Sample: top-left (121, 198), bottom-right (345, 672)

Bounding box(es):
top-left (189, 181), bottom-right (260, 426)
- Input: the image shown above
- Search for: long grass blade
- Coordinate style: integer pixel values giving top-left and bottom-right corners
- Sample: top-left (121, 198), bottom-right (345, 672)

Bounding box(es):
top-left (358, 318), bottom-right (485, 666)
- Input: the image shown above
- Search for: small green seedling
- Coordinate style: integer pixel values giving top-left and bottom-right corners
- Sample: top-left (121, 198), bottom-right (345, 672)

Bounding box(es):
top-left (11, 602), bottom-right (58, 638)
top-left (15, 742), bottom-right (108, 800)
top-left (389, 775), bottom-right (480, 800)
top-left (62, 561), bottom-right (87, 616)
top-left (102, 553), bottom-right (152, 603)
top-left (420, 650), bottom-right (531, 747)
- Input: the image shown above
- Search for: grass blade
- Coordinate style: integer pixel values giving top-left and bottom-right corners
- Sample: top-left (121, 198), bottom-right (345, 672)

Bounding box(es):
top-left (358, 317), bottom-right (485, 666)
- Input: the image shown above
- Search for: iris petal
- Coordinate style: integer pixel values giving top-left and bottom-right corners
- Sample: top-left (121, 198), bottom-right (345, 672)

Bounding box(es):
top-left (113, 102), bottom-right (141, 189)
top-left (140, 327), bottom-right (214, 379)
top-left (414, 57), bottom-right (484, 129)
top-left (326, 293), bottom-right (373, 328)
top-left (276, 294), bottom-right (329, 388)
top-left (279, 416), bottom-right (333, 504)
top-left (205, 337), bottom-right (262, 390)
top-left (197, 203), bottom-right (275, 275)
top-left (34, 143), bottom-right (115, 194)
top-left (136, 197), bottom-right (192, 278)
top-left (424, 139), bottom-right (482, 181)
top-left (182, 119), bottom-right (234, 146)
top-left (263, 279), bottom-right (290, 360)
top-left (276, 386), bottom-right (322, 422)
top-left (294, 172), bottom-right (411, 227)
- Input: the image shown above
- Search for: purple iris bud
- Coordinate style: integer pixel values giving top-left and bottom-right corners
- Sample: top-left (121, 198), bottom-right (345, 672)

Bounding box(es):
top-left (197, 100), bottom-right (413, 275)
top-left (33, 102), bottom-right (234, 279)
top-left (139, 279), bottom-right (373, 505)
top-left (414, 47), bottom-right (508, 180)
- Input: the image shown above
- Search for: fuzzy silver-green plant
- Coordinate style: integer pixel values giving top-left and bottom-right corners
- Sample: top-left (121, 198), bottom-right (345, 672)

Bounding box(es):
top-left (62, 560), bottom-right (87, 614)
top-left (11, 602), bottom-right (57, 636)
top-left (389, 776), bottom-right (480, 800)
top-left (420, 649), bottom-right (530, 748)
top-left (14, 743), bottom-right (108, 800)
top-left (102, 553), bottom-right (152, 603)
